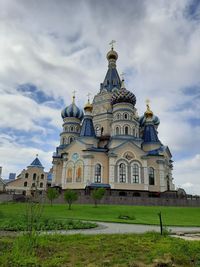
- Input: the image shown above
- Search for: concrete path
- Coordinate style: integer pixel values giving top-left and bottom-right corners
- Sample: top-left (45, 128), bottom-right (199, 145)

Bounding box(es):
top-left (52, 222), bottom-right (200, 235)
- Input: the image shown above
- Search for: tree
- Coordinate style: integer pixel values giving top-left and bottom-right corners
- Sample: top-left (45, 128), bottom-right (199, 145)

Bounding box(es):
top-left (47, 188), bottom-right (59, 206)
top-left (64, 189), bottom-right (78, 210)
top-left (91, 188), bottom-right (105, 207)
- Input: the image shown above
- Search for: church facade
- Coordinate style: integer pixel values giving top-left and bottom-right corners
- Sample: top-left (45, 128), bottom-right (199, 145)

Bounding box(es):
top-left (52, 47), bottom-right (175, 194)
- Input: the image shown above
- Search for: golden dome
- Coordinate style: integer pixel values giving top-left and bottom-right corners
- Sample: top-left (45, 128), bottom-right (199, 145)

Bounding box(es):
top-left (144, 100), bottom-right (153, 118)
top-left (84, 100), bottom-right (93, 112)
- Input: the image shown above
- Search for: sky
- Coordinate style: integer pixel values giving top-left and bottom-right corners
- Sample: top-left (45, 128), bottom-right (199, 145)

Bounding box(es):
top-left (0, 0), bottom-right (200, 194)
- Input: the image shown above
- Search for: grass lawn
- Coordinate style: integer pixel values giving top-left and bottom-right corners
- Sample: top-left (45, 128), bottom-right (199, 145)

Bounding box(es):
top-left (1, 202), bottom-right (200, 227)
top-left (0, 233), bottom-right (200, 266)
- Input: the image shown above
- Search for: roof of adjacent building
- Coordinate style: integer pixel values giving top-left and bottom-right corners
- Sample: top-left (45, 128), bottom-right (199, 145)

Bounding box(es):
top-left (28, 157), bottom-right (44, 168)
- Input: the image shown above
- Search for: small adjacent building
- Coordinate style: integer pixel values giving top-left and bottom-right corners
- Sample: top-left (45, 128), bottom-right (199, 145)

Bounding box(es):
top-left (6, 156), bottom-right (48, 196)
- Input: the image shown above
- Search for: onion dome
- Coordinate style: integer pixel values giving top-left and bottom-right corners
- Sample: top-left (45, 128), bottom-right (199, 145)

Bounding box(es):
top-left (61, 96), bottom-right (84, 120)
top-left (106, 48), bottom-right (118, 61)
top-left (84, 99), bottom-right (93, 113)
top-left (111, 79), bottom-right (136, 106)
top-left (139, 101), bottom-right (160, 127)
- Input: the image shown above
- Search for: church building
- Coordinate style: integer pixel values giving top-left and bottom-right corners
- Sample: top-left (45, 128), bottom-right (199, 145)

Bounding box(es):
top-left (52, 46), bottom-right (175, 195)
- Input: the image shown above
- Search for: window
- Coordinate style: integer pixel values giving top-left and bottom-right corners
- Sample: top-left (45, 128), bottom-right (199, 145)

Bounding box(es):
top-left (125, 126), bottom-right (129, 135)
top-left (67, 167), bottom-right (72, 182)
top-left (132, 164), bottom-right (139, 183)
top-left (94, 164), bottom-right (101, 183)
top-left (124, 113), bottom-right (128, 120)
top-left (62, 137), bottom-right (65, 145)
top-left (32, 183), bottom-right (35, 187)
top-left (24, 181), bottom-right (27, 187)
top-left (119, 163), bottom-right (126, 183)
top-left (149, 167), bottom-right (155, 185)
top-left (96, 126), bottom-right (101, 137)
top-left (33, 173), bottom-right (37, 180)
top-left (69, 136), bottom-right (74, 144)
top-left (133, 128), bottom-right (136, 137)
top-left (25, 173), bottom-right (29, 178)
top-left (40, 182), bottom-right (43, 188)
top-left (117, 113), bottom-right (120, 120)
top-left (116, 127), bottom-right (120, 135)
top-left (41, 174), bottom-right (44, 179)
top-left (76, 166), bottom-right (82, 182)
top-left (70, 126), bottom-right (74, 132)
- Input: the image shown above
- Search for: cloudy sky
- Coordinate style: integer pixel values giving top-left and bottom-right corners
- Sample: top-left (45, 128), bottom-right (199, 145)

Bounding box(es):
top-left (0, 0), bottom-right (200, 194)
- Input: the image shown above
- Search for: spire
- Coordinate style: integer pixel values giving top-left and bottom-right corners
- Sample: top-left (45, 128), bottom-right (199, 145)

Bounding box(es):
top-left (142, 124), bottom-right (160, 144)
top-left (100, 41), bottom-right (121, 92)
top-left (80, 96), bottom-right (96, 137)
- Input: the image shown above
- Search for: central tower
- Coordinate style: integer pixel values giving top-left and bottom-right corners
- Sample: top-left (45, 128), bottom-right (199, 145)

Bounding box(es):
top-left (92, 46), bottom-right (121, 137)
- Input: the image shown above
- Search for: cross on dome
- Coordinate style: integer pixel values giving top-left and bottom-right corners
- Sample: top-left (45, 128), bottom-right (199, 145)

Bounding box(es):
top-left (72, 90), bottom-right (77, 103)
top-left (87, 93), bottom-right (91, 103)
top-left (109, 40), bottom-right (116, 50)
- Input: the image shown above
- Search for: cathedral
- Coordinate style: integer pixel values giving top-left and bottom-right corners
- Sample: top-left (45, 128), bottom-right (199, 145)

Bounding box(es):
top-left (52, 46), bottom-right (175, 194)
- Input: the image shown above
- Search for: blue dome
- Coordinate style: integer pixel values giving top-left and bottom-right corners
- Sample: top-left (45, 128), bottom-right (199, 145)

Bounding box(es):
top-left (139, 114), bottom-right (160, 127)
top-left (61, 102), bottom-right (84, 120)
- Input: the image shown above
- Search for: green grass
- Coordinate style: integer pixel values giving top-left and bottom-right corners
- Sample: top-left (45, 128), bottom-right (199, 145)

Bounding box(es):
top-left (1, 202), bottom-right (200, 227)
top-left (0, 233), bottom-right (200, 266)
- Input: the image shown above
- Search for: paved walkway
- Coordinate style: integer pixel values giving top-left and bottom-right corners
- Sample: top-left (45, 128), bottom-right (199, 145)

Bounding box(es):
top-left (54, 222), bottom-right (200, 235)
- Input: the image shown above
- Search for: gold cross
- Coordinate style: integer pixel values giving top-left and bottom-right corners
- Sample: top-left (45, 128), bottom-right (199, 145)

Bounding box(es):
top-left (72, 90), bottom-right (76, 103)
top-left (146, 99), bottom-right (150, 109)
top-left (109, 40), bottom-right (116, 50)
top-left (87, 93), bottom-right (91, 102)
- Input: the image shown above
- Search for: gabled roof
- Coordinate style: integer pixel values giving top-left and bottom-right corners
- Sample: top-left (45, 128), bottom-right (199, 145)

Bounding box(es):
top-left (28, 157), bottom-right (44, 168)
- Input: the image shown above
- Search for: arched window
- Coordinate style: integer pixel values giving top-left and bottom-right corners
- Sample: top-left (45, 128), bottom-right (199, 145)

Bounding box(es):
top-left (65, 126), bottom-right (68, 132)
top-left (149, 167), bottom-right (155, 185)
top-left (133, 128), bottom-right (136, 137)
top-left (24, 181), bottom-right (27, 187)
top-left (124, 113), bottom-right (128, 120)
top-left (116, 127), bottom-right (120, 135)
top-left (76, 166), bottom-right (82, 182)
top-left (69, 136), bottom-right (74, 144)
top-left (96, 126), bottom-right (101, 137)
top-left (119, 163), bottom-right (126, 183)
top-left (41, 174), bottom-right (44, 179)
top-left (132, 164), bottom-right (139, 183)
top-left (67, 167), bottom-right (72, 182)
top-left (70, 126), bottom-right (74, 132)
top-left (117, 113), bottom-right (120, 120)
top-left (40, 182), bottom-right (43, 188)
top-left (62, 137), bottom-right (65, 145)
top-left (25, 173), bottom-right (29, 178)
top-left (125, 126), bottom-right (129, 135)
top-left (33, 173), bottom-right (37, 180)
top-left (94, 164), bottom-right (101, 183)
top-left (32, 183), bottom-right (35, 188)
